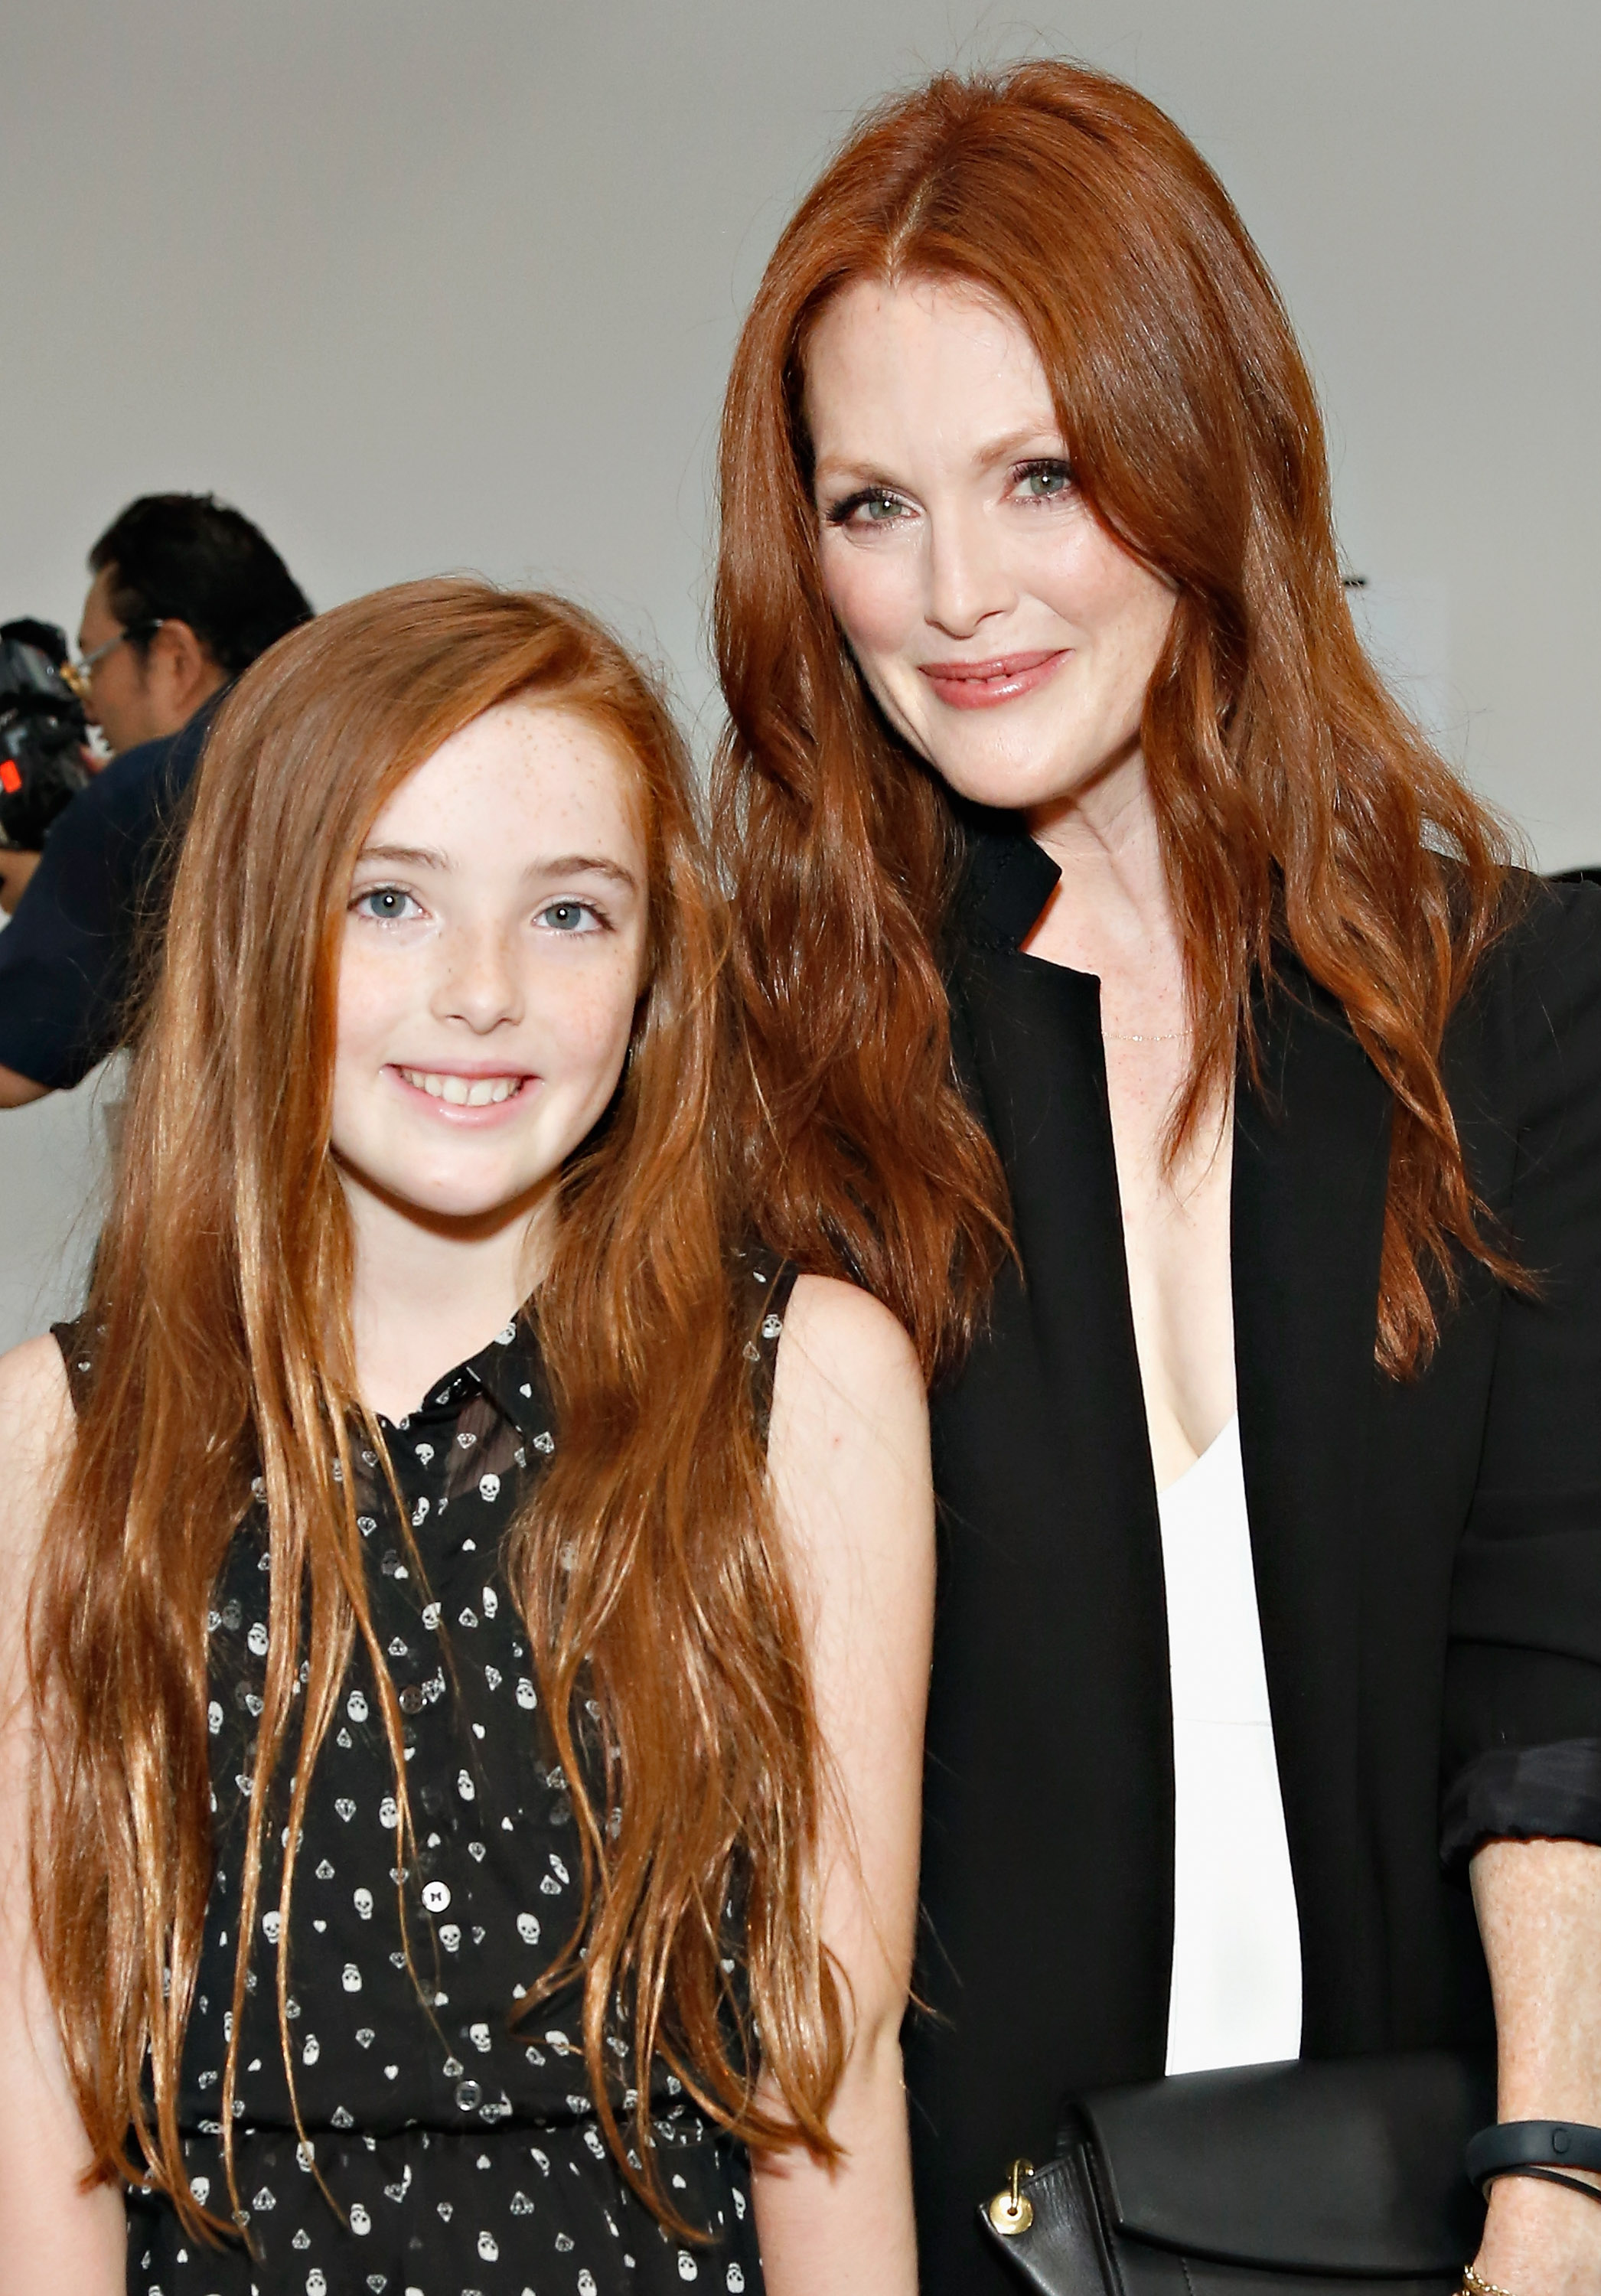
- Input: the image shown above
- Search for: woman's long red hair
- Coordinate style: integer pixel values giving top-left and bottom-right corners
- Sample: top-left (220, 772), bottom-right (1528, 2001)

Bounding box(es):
top-left (28, 581), bottom-right (843, 2244)
top-left (714, 60), bottom-right (1520, 1378)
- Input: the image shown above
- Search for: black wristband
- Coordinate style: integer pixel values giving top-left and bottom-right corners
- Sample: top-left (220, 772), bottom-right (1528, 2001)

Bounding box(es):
top-left (1465, 2120), bottom-right (1601, 2198)
top-left (1486, 2164), bottom-right (1601, 2206)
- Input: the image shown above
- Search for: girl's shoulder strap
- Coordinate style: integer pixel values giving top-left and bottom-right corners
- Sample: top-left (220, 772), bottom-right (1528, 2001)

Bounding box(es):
top-left (737, 1243), bottom-right (800, 1450)
top-left (50, 1319), bottom-right (95, 1416)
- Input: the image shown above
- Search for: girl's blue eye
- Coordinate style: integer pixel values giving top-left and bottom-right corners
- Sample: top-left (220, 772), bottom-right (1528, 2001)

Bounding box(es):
top-left (538, 900), bottom-right (600, 934)
top-left (354, 886), bottom-right (421, 922)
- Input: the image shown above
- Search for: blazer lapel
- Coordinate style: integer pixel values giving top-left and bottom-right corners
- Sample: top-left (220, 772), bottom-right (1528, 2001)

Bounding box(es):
top-left (940, 935), bottom-right (1178, 2083)
top-left (1233, 965), bottom-right (1393, 2051)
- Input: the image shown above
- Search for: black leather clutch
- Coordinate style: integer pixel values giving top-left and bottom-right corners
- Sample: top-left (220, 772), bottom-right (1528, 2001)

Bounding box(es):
top-left (978, 2050), bottom-right (1494, 2295)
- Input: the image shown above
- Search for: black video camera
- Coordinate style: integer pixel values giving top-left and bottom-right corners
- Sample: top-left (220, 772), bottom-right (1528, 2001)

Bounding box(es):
top-left (0, 618), bottom-right (93, 851)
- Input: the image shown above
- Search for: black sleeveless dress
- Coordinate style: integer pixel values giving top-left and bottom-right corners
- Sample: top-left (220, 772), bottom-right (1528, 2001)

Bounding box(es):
top-left (58, 1254), bottom-right (794, 2296)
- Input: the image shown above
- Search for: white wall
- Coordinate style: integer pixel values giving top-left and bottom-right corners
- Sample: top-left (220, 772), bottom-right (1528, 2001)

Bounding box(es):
top-left (3, 0), bottom-right (1598, 1342)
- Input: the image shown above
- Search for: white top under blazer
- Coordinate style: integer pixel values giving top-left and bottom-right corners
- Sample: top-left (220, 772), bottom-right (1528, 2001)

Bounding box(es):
top-left (1158, 1414), bottom-right (1304, 2074)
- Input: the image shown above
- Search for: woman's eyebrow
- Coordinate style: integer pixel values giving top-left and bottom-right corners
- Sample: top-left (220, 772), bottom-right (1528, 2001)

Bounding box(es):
top-left (970, 422), bottom-right (1065, 471)
top-left (813, 422), bottom-right (1064, 493)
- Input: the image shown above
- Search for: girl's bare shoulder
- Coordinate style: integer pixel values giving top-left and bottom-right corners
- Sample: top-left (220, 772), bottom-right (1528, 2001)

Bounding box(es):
top-left (767, 1274), bottom-right (928, 1533)
top-left (776, 1273), bottom-right (923, 1404)
top-left (0, 1336), bottom-right (73, 1574)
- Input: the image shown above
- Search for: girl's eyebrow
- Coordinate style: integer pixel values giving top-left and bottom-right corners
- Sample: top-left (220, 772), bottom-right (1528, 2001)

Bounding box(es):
top-left (353, 845), bottom-right (639, 893)
top-left (531, 853), bottom-right (639, 891)
top-left (356, 843), bottom-right (447, 869)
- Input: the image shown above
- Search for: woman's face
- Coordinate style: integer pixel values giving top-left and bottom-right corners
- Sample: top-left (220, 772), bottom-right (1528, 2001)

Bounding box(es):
top-left (331, 699), bottom-right (650, 1238)
top-left (805, 277), bottom-right (1177, 824)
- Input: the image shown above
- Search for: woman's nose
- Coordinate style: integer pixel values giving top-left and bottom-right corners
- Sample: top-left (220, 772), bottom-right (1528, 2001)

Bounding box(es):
top-left (924, 503), bottom-right (1016, 639)
top-left (432, 923), bottom-right (523, 1032)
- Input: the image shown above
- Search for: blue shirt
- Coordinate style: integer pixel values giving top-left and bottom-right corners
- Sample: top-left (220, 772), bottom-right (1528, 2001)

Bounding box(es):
top-left (0, 696), bottom-right (219, 1089)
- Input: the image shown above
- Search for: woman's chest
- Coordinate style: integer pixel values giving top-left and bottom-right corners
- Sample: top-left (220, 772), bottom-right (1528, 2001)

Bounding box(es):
top-left (1100, 1052), bottom-right (1237, 1486)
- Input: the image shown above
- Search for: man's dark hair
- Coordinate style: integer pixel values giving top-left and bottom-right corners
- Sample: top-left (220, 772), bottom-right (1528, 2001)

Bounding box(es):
top-left (88, 493), bottom-right (313, 676)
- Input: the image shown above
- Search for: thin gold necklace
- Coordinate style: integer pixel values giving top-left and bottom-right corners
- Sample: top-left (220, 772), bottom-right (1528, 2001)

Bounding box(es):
top-left (1104, 1029), bottom-right (1183, 1044)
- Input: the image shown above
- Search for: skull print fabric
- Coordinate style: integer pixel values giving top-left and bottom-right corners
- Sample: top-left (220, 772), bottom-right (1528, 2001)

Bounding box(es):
top-left (67, 1254), bottom-right (795, 2296)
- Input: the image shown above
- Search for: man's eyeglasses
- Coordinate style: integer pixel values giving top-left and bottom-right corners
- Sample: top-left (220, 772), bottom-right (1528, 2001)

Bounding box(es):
top-left (62, 618), bottom-right (165, 703)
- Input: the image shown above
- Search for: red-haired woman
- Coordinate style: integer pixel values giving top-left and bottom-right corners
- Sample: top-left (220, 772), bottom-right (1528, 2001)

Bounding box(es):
top-left (714, 62), bottom-right (1601, 2296)
top-left (0, 582), bottom-right (928, 2293)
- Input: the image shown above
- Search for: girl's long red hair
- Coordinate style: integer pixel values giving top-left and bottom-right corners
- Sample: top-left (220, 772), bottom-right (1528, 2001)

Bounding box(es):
top-left (28, 581), bottom-right (843, 2244)
top-left (714, 60), bottom-right (1521, 1378)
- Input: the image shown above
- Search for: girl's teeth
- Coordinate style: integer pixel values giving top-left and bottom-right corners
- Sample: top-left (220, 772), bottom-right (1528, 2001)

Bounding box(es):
top-left (400, 1069), bottom-right (520, 1106)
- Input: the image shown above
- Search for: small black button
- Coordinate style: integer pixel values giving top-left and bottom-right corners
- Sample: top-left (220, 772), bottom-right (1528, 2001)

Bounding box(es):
top-left (1553, 2127), bottom-right (1572, 2155)
top-left (399, 1684), bottom-right (425, 1715)
top-left (455, 2078), bottom-right (483, 2111)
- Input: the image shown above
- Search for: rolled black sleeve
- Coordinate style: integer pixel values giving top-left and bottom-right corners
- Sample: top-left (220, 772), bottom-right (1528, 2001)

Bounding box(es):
top-left (1443, 879), bottom-right (1601, 1852)
top-left (1441, 1735), bottom-right (1601, 1874)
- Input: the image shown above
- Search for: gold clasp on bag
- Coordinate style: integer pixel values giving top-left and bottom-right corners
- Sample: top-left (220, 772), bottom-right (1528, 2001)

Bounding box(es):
top-left (986, 2157), bottom-right (1035, 2236)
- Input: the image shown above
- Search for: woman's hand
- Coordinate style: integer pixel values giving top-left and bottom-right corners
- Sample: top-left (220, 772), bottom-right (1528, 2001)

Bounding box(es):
top-left (1471, 1837), bottom-right (1601, 2296)
top-left (752, 1276), bottom-right (933, 2296)
top-left (0, 1336), bottom-right (126, 2295)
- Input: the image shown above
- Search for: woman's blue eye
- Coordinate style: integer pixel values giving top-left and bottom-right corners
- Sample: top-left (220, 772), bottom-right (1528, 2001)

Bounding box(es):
top-left (827, 487), bottom-right (913, 527)
top-left (354, 886), bottom-right (420, 922)
top-left (1016, 459), bottom-right (1074, 501)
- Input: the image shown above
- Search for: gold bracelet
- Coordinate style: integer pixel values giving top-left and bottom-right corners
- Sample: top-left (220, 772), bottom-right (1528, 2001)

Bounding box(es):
top-left (1462, 2268), bottom-right (1518, 2296)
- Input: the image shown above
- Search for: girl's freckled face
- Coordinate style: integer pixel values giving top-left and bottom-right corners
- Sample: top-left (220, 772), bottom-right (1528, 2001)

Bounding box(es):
top-left (331, 700), bottom-right (650, 1230)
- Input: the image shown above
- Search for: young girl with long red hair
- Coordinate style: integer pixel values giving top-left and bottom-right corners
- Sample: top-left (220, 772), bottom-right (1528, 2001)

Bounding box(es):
top-left (714, 61), bottom-right (1601, 2296)
top-left (0, 581), bottom-right (928, 2294)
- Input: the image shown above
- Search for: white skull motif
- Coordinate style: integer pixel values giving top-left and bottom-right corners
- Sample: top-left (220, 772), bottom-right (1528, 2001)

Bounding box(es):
top-left (353, 1888), bottom-right (373, 1920)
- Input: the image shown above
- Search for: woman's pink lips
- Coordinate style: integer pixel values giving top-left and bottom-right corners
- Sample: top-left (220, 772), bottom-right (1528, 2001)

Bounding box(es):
top-left (386, 1063), bottom-right (536, 1128)
top-left (918, 649), bottom-right (1068, 709)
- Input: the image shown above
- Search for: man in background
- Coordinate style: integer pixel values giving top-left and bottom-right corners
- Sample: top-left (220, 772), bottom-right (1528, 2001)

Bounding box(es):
top-left (0, 494), bottom-right (311, 1107)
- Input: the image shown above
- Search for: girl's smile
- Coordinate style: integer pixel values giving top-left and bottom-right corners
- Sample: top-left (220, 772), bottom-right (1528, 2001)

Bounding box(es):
top-left (390, 1065), bottom-right (534, 1113)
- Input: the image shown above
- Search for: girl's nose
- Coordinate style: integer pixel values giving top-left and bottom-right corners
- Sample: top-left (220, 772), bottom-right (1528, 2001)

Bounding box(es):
top-left (432, 923), bottom-right (523, 1032)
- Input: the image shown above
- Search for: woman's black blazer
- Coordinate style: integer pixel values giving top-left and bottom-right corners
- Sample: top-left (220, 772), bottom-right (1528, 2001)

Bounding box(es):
top-left (908, 820), bottom-right (1601, 2296)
